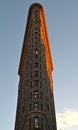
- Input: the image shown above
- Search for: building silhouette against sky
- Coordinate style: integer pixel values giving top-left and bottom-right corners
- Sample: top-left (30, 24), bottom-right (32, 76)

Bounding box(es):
top-left (14, 3), bottom-right (57, 130)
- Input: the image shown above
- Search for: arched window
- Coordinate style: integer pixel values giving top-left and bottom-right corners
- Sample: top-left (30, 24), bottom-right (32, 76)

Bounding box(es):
top-left (34, 117), bottom-right (39, 128)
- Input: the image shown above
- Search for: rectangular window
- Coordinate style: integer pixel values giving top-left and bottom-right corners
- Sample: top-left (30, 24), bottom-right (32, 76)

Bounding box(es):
top-left (41, 104), bottom-right (43, 111)
top-left (40, 81), bottom-right (42, 88)
top-left (30, 81), bottom-right (32, 88)
top-left (30, 92), bottom-right (32, 99)
top-left (35, 37), bottom-right (38, 42)
top-left (41, 118), bottom-right (43, 128)
top-left (34, 63), bottom-right (38, 68)
top-left (35, 32), bottom-right (38, 36)
top-left (34, 90), bottom-right (38, 98)
top-left (34, 43), bottom-right (38, 48)
top-left (34, 80), bottom-right (38, 87)
top-left (29, 118), bottom-right (31, 128)
top-left (41, 92), bottom-right (42, 99)
top-left (34, 71), bottom-right (38, 77)
top-left (35, 42), bottom-right (38, 44)
top-left (30, 104), bottom-right (32, 111)
top-left (35, 27), bottom-right (38, 30)
top-left (40, 72), bottom-right (42, 78)
top-left (34, 54), bottom-right (38, 60)
top-left (34, 102), bottom-right (39, 111)
top-left (31, 72), bottom-right (32, 78)
top-left (22, 106), bottom-right (25, 113)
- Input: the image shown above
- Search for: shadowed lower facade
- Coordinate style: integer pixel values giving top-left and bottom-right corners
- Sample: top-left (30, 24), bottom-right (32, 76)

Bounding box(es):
top-left (14, 3), bottom-right (57, 130)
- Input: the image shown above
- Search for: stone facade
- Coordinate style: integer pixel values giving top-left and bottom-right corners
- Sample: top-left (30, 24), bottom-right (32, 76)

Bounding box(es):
top-left (14, 3), bottom-right (57, 130)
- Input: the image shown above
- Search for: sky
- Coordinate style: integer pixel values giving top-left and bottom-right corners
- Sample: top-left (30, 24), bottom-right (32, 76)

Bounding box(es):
top-left (0, 0), bottom-right (78, 130)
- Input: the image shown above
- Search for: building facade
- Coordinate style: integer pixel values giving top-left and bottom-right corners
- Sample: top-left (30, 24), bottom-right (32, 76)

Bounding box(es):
top-left (14, 3), bottom-right (57, 130)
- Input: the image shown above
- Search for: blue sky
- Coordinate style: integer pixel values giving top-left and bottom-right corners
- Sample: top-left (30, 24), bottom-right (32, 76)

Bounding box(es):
top-left (0, 1), bottom-right (78, 130)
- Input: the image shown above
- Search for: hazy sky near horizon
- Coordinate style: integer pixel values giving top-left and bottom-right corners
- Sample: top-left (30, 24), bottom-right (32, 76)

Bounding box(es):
top-left (0, 1), bottom-right (78, 130)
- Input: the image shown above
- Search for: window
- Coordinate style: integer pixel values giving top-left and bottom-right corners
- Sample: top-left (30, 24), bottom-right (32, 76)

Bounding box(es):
top-left (34, 80), bottom-right (38, 87)
top-left (34, 102), bottom-right (39, 111)
top-left (34, 49), bottom-right (38, 54)
top-left (22, 106), bottom-right (25, 113)
top-left (40, 72), bottom-right (42, 78)
top-left (33, 10), bottom-right (38, 15)
top-left (31, 72), bottom-right (32, 78)
top-left (29, 118), bottom-right (31, 128)
top-left (35, 42), bottom-right (38, 44)
top-left (30, 92), bottom-right (32, 99)
top-left (31, 81), bottom-right (32, 88)
top-left (40, 82), bottom-right (42, 88)
top-left (30, 104), bottom-right (32, 111)
top-left (41, 92), bottom-right (42, 99)
top-left (34, 117), bottom-right (39, 128)
top-left (53, 125), bottom-right (55, 129)
top-left (47, 104), bottom-right (49, 111)
top-left (34, 71), bottom-right (38, 77)
top-left (35, 10), bottom-right (38, 14)
top-left (35, 37), bottom-right (38, 42)
top-left (34, 90), bottom-right (38, 98)
top-left (35, 23), bottom-right (38, 28)
top-left (41, 104), bottom-right (43, 111)
top-left (32, 38), bottom-right (33, 42)
top-left (34, 44), bottom-right (38, 48)
top-left (35, 27), bottom-right (38, 30)
top-left (34, 54), bottom-right (38, 60)
top-left (41, 118), bottom-right (43, 128)
top-left (34, 63), bottom-right (38, 68)
top-left (35, 32), bottom-right (38, 36)
top-left (32, 43), bottom-right (33, 48)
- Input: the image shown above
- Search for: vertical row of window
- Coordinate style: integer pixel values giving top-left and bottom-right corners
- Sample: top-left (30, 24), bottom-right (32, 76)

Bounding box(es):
top-left (33, 8), bottom-right (40, 22)
top-left (29, 91), bottom-right (43, 111)
top-left (29, 8), bottom-right (43, 130)
top-left (31, 9), bottom-right (39, 114)
top-left (30, 90), bottom-right (38, 99)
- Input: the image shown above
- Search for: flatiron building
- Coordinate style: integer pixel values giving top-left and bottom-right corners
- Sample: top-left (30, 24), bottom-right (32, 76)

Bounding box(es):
top-left (14, 3), bottom-right (57, 130)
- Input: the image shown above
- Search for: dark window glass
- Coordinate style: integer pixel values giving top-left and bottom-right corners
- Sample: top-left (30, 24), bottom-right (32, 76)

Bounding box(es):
top-left (40, 72), bottom-right (42, 78)
top-left (35, 42), bottom-right (38, 44)
top-left (41, 92), bottom-right (42, 99)
top-left (34, 63), bottom-right (38, 68)
top-left (35, 37), bottom-right (38, 41)
top-left (40, 82), bottom-right (42, 88)
top-left (30, 92), bottom-right (32, 99)
top-left (41, 104), bottom-right (43, 111)
top-left (34, 54), bottom-right (38, 60)
top-left (31, 81), bottom-right (32, 88)
top-left (41, 118), bottom-right (43, 128)
top-left (35, 27), bottom-right (38, 30)
top-left (35, 32), bottom-right (38, 36)
top-left (34, 71), bottom-right (38, 77)
top-left (34, 80), bottom-right (38, 87)
top-left (30, 104), bottom-right (32, 111)
top-left (35, 10), bottom-right (37, 14)
top-left (47, 104), bottom-right (49, 111)
top-left (29, 118), bottom-right (31, 128)
top-left (31, 72), bottom-right (32, 78)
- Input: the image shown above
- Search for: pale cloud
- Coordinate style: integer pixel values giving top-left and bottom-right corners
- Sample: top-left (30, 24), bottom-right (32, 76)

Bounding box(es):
top-left (56, 108), bottom-right (78, 130)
